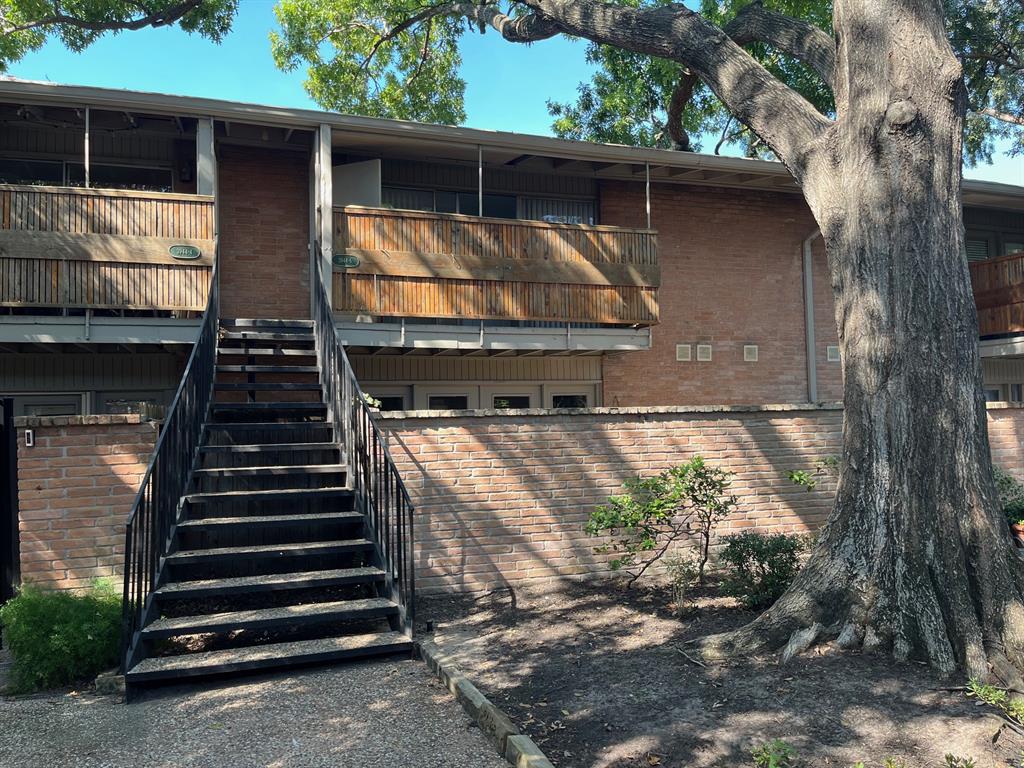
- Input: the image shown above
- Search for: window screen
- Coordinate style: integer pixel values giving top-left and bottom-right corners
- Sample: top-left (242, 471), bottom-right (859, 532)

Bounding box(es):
top-left (0, 158), bottom-right (63, 186)
top-left (428, 395), bottom-right (468, 410)
top-left (553, 394), bottom-right (588, 408)
top-left (382, 186), bottom-right (435, 212)
top-left (66, 163), bottom-right (172, 192)
top-left (493, 395), bottom-right (531, 409)
top-left (519, 197), bottom-right (597, 225)
top-left (374, 395), bottom-right (407, 412)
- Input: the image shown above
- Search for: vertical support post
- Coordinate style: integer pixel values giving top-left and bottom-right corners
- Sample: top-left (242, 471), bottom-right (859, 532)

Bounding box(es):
top-left (645, 162), bottom-right (651, 229)
top-left (196, 117), bottom-right (216, 197)
top-left (317, 124), bottom-right (334, 302)
top-left (477, 145), bottom-right (483, 217)
top-left (84, 107), bottom-right (91, 188)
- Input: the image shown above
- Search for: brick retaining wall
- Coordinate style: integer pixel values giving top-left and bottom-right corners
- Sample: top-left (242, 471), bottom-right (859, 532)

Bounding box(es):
top-left (15, 415), bottom-right (158, 591)
top-left (10, 405), bottom-right (1024, 595)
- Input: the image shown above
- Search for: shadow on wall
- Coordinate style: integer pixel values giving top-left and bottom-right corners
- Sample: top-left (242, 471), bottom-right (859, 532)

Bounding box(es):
top-left (380, 405), bottom-right (846, 597)
top-left (15, 418), bottom-right (157, 592)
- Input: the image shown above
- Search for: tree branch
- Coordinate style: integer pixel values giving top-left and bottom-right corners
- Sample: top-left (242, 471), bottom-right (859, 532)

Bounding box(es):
top-left (666, 71), bottom-right (697, 151)
top-left (976, 106), bottom-right (1024, 127)
top-left (0, 0), bottom-right (204, 36)
top-left (724, 1), bottom-right (835, 87)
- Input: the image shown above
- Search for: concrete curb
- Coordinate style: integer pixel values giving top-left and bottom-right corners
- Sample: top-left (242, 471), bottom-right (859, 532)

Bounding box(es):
top-left (418, 639), bottom-right (556, 768)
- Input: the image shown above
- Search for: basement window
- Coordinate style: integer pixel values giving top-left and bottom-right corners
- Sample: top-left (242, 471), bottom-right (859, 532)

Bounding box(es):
top-left (552, 394), bottom-right (588, 409)
top-left (428, 394), bottom-right (469, 410)
top-left (493, 395), bottom-right (531, 410)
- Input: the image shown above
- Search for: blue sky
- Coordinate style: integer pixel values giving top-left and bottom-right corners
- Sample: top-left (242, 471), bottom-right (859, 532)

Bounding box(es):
top-left (8, 0), bottom-right (1023, 186)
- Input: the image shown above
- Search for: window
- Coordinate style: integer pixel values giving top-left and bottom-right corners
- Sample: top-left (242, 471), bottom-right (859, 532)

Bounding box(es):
top-left (519, 197), bottom-right (597, 225)
top-left (0, 158), bottom-right (63, 186)
top-left (552, 394), bottom-right (588, 409)
top-left (1012, 384), bottom-right (1024, 403)
top-left (985, 388), bottom-right (1003, 403)
top-left (66, 163), bottom-right (173, 192)
top-left (9, 394), bottom-right (83, 417)
top-left (493, 395), bottom-right (531, 409)
top-left (428, 395), bottom-right (469, 410)
top-left (374, 395), bottom-right (407, 412)
top-left (97, 391), bottom-right (166, 415)
top-left (1005, 242), bottom-right (1024, 257)
top-left (383, 187), bottom-right (517, 218)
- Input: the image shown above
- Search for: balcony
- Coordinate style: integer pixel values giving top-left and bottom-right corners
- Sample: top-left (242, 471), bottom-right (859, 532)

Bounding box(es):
top-left (0, 184), bottom-right (215, 313)
top-left (331, 206), bottom-right (659, 326)
top-left (971, 251), bottom-right (1024, 337)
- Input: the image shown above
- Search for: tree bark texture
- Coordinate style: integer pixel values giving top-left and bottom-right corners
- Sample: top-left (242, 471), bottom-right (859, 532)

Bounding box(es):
top-left (440, 0), bottom-right (1024, 679)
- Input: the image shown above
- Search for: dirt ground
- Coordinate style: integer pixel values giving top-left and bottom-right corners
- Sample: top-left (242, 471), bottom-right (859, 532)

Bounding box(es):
top-left (419, 581), bottom-right (1024, 768)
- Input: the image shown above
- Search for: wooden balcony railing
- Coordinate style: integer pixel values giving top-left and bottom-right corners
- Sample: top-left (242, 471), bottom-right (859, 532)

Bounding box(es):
top-left (971, 251), bottom-right (1024, 337)
top-left (0, 184), bottom-right (215, 312)
top-left (332, 206), bottom-right (659, 325)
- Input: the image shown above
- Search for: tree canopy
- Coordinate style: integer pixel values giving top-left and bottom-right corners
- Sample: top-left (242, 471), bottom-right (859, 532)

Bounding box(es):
top-left (267, 0), bottom-right (1023, 165)
top-left (0, 0), bottom-right (237, 67)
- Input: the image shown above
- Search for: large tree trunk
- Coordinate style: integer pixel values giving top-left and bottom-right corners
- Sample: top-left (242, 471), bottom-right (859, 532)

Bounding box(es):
top-left (703, 0), bottom-right (1024, 682)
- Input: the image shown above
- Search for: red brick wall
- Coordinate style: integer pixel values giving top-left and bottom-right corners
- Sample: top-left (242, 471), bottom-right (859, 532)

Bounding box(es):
top-left (15, 416), bottom-right (157, 591)
top-left (381, 405), bottom-right (843, 594)
top-left (217, 145), bottom-right (311, 320)
top-left (598, 181), bottom-right (843, 405)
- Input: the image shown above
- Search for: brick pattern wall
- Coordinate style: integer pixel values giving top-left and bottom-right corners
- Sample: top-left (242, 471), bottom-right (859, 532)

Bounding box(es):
top-left (598, 181), bottom-right (843, 405)
top-left (380, 405), bottom-right (844, 594)
top-left (15, 416), bottom-right (157, 591)
top-left (217, 145), bottom-right (311, 320)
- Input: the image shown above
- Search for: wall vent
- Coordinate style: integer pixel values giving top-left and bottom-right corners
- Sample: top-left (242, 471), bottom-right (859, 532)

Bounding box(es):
top-left (696, 344), bottom-right (713, 362)
top-left (743, 344), bottom-right (759, 362)
top-left (676, 344), bottom-right (692, 362)
top-left (827, 345), bottom-right (841, 362)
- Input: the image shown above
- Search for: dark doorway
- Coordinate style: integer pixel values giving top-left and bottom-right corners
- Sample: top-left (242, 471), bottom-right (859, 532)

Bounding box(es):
top-left (0, 398), bottom-right (18, 603)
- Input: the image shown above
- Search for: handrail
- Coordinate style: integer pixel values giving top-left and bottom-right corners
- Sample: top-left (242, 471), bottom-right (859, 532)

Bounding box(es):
top-left (120, 258), bottom-right (219, 672)
top-left (312, 254), bottom-right (415, 634)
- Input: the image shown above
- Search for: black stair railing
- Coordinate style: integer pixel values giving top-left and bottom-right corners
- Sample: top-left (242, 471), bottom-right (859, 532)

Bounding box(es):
top-left (120, 261), bottom-right (219, 672)
top-left (312, 255), bottom-right (415, 634)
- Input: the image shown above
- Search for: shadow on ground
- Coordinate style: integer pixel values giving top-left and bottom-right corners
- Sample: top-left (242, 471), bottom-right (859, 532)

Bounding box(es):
top-left (421, 582), bottom-right (1024, 768)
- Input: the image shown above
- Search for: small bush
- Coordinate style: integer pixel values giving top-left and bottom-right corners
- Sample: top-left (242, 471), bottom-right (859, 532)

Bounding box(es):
top-left (0, 580), bottom-right (121, 693)
top-left (995, 467), bottom-right (1024, 525)
top-left (751, 739), bottom-right (797, 768)
top-left (720, 532), bottom-right (805, 610)
top-left (662, 550), bottom-right (699, 616)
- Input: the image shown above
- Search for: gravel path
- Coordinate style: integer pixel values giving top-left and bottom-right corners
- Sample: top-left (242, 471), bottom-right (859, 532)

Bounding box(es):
top-left (0, 658), bottom-right (509, 768)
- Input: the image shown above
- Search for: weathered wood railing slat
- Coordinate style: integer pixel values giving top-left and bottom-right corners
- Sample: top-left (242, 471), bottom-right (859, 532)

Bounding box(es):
top-left (332, 206), bottom-right (660, 325)
top-left (971, 251), bottom-right (1024, 337)
top-left (0, 184), bottom-right (215, 312)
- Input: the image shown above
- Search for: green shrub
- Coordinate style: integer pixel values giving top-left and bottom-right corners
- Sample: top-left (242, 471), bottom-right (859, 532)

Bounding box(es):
top-left (995, 467), bottom-right (1024, 525)
top-left (720, 532), bottom-right (805, 609)
top-left (0, 580), bottom-right (122, 693)
top-left (752, 739), bottom-right (797, 768)
top-left (585, 456), bottom-right (737, 586)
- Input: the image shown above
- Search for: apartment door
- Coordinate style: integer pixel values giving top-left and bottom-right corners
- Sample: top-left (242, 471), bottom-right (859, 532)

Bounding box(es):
top-left (217, 144), bottom-right (312, 320)
top-left (0, 398), bottom-right (18, 603)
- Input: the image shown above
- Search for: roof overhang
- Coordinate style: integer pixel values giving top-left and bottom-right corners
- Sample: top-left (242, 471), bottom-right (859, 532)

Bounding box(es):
top-left (0, 77), bottom-right (1019, 204)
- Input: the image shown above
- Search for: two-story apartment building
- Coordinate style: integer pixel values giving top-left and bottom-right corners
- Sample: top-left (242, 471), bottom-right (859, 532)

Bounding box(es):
top-left (1, 78), bottom-right (1023, 689)
top-left (2, 78), bottom-right (1020, 417)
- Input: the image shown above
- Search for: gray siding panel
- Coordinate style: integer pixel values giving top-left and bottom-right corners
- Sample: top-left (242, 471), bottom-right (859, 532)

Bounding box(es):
top-left (0, 353), bottom-right (186, 391)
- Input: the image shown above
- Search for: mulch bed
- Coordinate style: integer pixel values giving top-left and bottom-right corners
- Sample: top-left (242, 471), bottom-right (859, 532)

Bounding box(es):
top-left (419, 580), bottom-right (1024, 768)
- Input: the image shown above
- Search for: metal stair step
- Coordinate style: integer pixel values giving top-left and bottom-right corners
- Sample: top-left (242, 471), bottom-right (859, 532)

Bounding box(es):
top-left (200, 442), bottom-right (340, 454)
top-left (216, 347), bottom-right (317, 357)
top-left (214, 382), bottom-right (322, 391)
top-left (154, 567), bottom-right (385, 600)
top-left (177, 511), bottom-right (362, 531)
top-left (141, 597), bottom-right (398, 639)
top-left (205, 421), bottom-right (333, 432)
top-left (126, 632), bottom-right (412, 682)
top-left (221, 331), bottom-right (314, 342)
top-left (165, 538), bottom-right (374, 565)
top-left (193, 464), bottom-right (346, 478)
top-left (185, 486), bottom-right (352, 504)
top-left (224, 319), bottom-right (314, 329)
top-left (215, 365), bottom-right (319, 374)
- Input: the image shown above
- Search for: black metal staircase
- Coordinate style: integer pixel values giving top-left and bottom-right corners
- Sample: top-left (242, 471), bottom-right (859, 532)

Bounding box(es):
top-left (121, 265), bottom-right (415, 693)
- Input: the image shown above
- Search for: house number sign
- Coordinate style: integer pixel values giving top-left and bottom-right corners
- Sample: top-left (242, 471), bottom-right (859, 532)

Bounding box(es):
top-left (333, 254), bottom-right (360, 268)
top-left (169, 245), bottom-right (202, 260)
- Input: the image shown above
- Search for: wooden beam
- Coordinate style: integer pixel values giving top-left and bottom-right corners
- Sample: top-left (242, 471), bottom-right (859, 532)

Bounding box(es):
top-left (505, 154), bottom-right (535, 166)
top-left (590, 162), bottom-right (619, 173)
